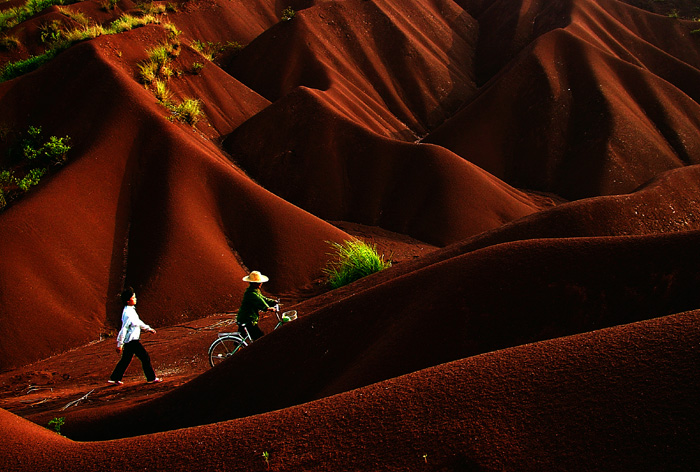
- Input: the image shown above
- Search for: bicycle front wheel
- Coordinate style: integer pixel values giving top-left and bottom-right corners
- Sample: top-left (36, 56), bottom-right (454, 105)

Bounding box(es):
top-left (208, 336), bottom-right (245, 367)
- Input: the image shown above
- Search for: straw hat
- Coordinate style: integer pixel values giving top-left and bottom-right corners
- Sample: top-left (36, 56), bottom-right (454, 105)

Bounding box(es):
top-left (242, 270), bottom-right (269, 283)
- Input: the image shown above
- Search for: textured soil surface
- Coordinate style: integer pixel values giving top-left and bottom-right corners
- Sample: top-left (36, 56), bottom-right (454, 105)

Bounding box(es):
top-left (1, 0), bottom-right (700, 470)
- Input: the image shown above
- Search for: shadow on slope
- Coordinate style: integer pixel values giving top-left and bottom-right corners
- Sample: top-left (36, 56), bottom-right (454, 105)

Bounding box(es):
top-left (63, 226), bottom-right (700, 440)
top-left (0, 30), bottom-right (350, 371)
top-left (427, 28), bottom-right (700, 199)
top-left (224, 86), bottom-right (549, 247)
top-left (4, 310), bottom-right (697, 470)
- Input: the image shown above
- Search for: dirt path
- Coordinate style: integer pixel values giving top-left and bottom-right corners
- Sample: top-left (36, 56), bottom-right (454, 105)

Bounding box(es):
top-left (0, 313), bottom-right (236, 427)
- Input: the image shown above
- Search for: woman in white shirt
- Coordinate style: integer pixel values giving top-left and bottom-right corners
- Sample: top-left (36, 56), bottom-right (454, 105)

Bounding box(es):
top-left (108, 287), bottom-right (161, 385)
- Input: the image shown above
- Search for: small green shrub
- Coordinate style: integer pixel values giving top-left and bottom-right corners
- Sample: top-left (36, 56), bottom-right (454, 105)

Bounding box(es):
top-left (137, 39), bottom-right (179, 83)
top-left (147, 43), bottom-right (171, 66)
top-left (0, 126), bottom-right (71, 210)
top-left (17, 167), bottom-right (46, 191)
top-left (48, 417), bottom-right (65, 435)
top-left (39, 19), bottom-right (64, 45)
top-left (323, 239), bottom-right (392, 289)
top-left (22, 126), bottom-right (71, 164)
top-left (190, 39), bottom-right (216, 61)
top-left (62, 24), bottom-right (105, 43)
top-left (161, 63), bottom-right (175, 78)
top-left (281, 6), bottom-right (296, 21)
top-left (43, 135), bottom-right (71, 164)
top-left (137, 59), bottom-right (159, 84)
top-left (225, 40), bottom-right (245, 53)
top-left (0, 170), bottom-right (14, 185)
top-left (191, 61), bottom-right (204, 74)
top-left (190, 39), bottom-right (243, 62)
top-left (139, 1), bottom-right (166, 15)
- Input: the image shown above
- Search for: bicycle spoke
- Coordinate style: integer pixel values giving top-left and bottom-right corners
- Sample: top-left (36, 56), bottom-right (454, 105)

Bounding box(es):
top-left (208, 336), bottom-right (244, 367)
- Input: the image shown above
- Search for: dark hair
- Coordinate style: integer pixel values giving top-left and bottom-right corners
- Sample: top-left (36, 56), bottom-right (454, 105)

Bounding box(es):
top-left (120, 287), bottom-right (135, 305)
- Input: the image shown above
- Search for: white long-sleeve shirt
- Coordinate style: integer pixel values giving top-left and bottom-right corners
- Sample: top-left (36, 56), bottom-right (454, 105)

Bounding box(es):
top-left (116, 305), bottom-right (152, 348)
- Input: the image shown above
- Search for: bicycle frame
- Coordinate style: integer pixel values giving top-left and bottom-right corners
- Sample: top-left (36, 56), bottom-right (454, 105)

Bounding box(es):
top-left (208, 306), bottom-right (297, 367)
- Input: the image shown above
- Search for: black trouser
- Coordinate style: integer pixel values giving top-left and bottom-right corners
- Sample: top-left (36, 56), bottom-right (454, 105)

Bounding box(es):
top-left (110, 340), bottom-right (156, 382)
top-left (241, 323), bottom-right (264, 341)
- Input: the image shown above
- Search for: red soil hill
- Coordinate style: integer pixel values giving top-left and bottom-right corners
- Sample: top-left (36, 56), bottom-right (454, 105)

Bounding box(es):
top-left (0, 28), bottom-right (350, 370)
top-left (0, 0), bottom-right (699, 469)
top-left (223, 86), bottom-right (550, 246)
top-left (2, 310), bottom-right (697, 471)
top-left (227, 0), bottom-right (479, 137)
top-left (427, 0), bottom-right (700, 198)
top-left (60, 227), bottom-right (700, 441)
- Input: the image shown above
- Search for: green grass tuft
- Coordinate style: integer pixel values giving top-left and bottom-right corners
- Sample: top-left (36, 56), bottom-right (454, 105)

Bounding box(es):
top-left (153, 79), bottom-right (172, 102)
top-left (323, 239), bottom-right (392, 289)
top-left (1, 0), bottom-right (66, 33)
top-left (170, 98), bottom-right (202, 125)
top-left (1, 49), bottom-right (60, 81)
top-left (0, 34), bottom-right (21, 51)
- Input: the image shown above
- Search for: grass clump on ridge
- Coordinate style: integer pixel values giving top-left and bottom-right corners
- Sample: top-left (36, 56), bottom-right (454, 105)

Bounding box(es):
top-left (0, 0), bottom-right (72, 33)
top-left (281, 6), bottom-right (296, 22)
top-left (323, 239), bottom-right (392, 289)
top-left (0, 13), bottom-right (162, 82)
top-left (56, 6), bottom-right (89, 26)
top-left (190, 39), bottom-right (244, 63)
top-left (168, 98), bottom-right (203, 125)
top-left (0, 35), bottom-right (21, 51)
top-left (137, 40), bottom-right (179, 83)
top-left (0, 48), bottom-right (61, 81)
top-left (136, 37), bottom-right (204, 126)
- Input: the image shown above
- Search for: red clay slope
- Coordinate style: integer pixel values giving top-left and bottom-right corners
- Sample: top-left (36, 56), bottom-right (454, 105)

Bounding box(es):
top-left (427, 0), bottom-right (700, 199)
top-left (61, 227), bottom-right (700, 441)
top-left (227, 0), bottom-right (479, 138)
top-left (0, 28), bottom-right (350, 370)
top-left (2, 310), bottom-right (697, 471)
top-left (223, 86), bottom-right (549, 246)
top-left (1, 0), bottom-right (697, 370)
top-left (447, 164), bottom-right (700, 248)
top-left (0, 0), bottom-right (698, 469)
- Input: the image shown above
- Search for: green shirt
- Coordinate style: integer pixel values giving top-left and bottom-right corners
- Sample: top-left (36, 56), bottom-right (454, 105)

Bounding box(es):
top-left (236, 286), bottom-right (277, 326)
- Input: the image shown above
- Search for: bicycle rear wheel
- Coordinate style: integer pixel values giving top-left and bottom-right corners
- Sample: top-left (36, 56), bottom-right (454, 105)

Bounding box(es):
top-left (208, 336), bottom-right (245, 367)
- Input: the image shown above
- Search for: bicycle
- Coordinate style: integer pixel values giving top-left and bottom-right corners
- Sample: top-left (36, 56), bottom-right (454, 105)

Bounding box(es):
top-left (208, 305), bottom-right (297, 367)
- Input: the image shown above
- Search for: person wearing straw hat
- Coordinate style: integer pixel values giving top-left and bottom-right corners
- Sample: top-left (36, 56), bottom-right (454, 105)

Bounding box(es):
top-left (236, 271), bottom-right (279, 340)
